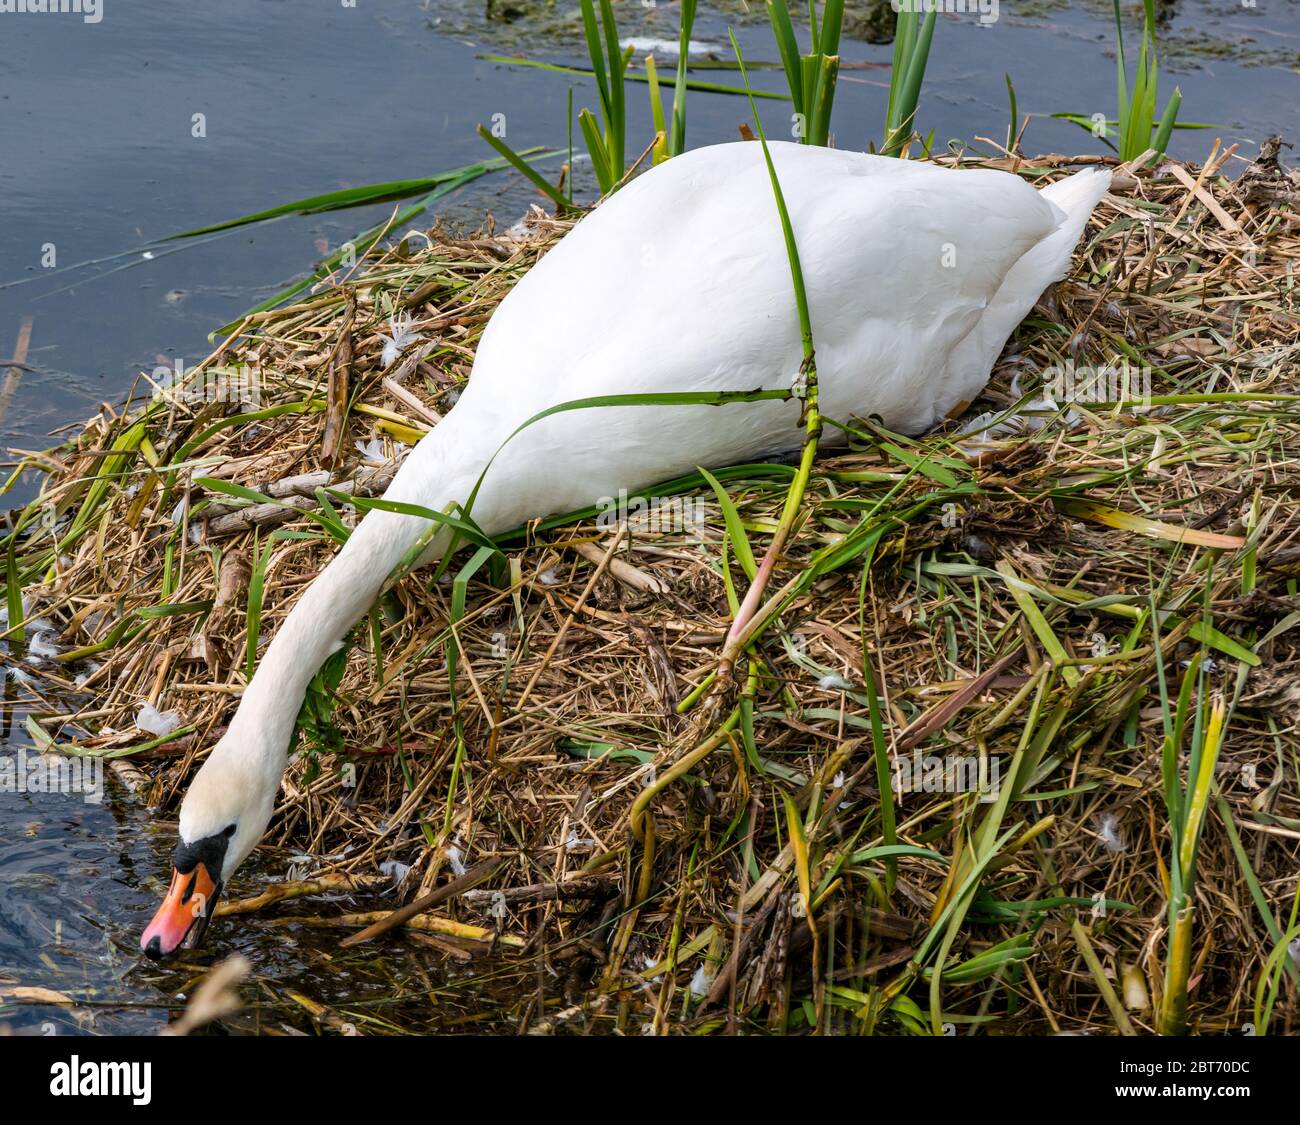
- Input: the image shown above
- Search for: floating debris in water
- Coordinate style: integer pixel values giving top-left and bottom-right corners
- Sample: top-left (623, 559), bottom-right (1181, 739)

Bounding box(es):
top-left (1, 665), bottom-right (38, 689)
top-left (619, 36), bottom-right (720, 57)
top-left (27, 629), bottom-right (61, 661)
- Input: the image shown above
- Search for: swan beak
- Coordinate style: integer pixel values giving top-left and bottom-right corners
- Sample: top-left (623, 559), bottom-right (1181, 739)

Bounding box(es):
top-left (140, 863), bottom-right (222, 959)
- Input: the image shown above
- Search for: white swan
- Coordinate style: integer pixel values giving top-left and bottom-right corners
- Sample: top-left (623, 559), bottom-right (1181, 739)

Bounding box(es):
top-left (141, 141), bottom-right (1109, 956)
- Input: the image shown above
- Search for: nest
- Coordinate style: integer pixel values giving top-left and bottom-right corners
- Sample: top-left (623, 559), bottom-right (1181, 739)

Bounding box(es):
top-left (4, 139), bottom-right (1299, 1035)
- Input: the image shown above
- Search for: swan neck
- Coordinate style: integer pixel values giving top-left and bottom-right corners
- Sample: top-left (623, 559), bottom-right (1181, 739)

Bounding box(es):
top-left (228, 565), bottom-right (358, 759)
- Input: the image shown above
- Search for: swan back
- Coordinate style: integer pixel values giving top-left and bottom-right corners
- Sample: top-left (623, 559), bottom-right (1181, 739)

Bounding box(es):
top-left (443, 143), bottom-right (1075, 537)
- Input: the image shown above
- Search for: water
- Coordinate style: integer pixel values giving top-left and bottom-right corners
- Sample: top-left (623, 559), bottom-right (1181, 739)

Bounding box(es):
top-left (0, 0), bottom-right (1295, 1034)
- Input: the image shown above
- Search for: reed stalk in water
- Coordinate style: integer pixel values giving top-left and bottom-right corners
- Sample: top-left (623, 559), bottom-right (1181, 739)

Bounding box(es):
top-left (1113, 0), bottom-right (1181, 164)
top-left (766, 0), bottom-right (843, 148)
top-left (881, 6), bottom-right (936, 156)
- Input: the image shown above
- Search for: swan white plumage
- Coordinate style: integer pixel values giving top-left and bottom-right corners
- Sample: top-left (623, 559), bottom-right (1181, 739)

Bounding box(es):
top-left (141, 141), bottom-right (1109, 956)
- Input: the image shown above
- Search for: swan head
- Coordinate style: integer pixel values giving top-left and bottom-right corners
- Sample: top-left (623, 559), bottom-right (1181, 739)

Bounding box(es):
top-left (140, 736), bottom-right (279, 959)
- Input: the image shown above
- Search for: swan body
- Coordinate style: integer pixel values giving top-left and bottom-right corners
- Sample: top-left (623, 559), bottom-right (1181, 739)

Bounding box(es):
top-left (142, 142), bottom-right (1109, 955)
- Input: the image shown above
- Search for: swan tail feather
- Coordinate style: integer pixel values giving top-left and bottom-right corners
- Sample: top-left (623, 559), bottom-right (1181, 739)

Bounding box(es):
top-left (938, 168), bottom-right (1111, 418)
top-left (1033, 167), bottom-right (1113, 286)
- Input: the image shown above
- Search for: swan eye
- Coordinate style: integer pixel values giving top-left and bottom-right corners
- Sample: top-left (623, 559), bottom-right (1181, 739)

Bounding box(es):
top-left (223, 824), bottom-right (237, 838)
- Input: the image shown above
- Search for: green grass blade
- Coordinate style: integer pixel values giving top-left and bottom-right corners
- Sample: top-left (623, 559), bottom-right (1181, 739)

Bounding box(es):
top-left (334, 493), bottom-right (500, 557)
top-left (807, 53), bottom-right (840, 148)
top-left (245, 532), bottom-right (276, 679)
top-left (193, 476), bottom-right (276, 507)
top-left (1114, 0), bottom-right (1130, 152)
top-left (884, 8), bottom-right (936, 156)
top-left (477, 125), bottom-right (567, 206)
top-left (578, 108), bottom-right (616, 194)
top-left (700, 467), bottom-right (758, 581)
top-left (670, 0), bottom-right (698, 156)
top-left (729, 32), bottom-right (813, 349)
top-left (579, 0), bottom-right (613, 126)
top-left (1218, 796), bottom-right (1300, 989)
top-left (461, 387), bottom-right (792, 527)
top-left (645, 53), bottom-right (667, 160)
top-left (1151, 86), bottom-right (1182, 160)
top-left (1005, 72), bottom-right (1018, 150)
top-left (212, 165), bottom-right (515, 336)
top-left (885, 8), bottom-right (916, 138)
top-left (821, 0), bottom-right (845, 57)
top-left (5, 534), bottom-right (24, 644)
top-left (766, 0), bottom-right (805, 113)
top-left (165, 162), bottom-right (501, 239)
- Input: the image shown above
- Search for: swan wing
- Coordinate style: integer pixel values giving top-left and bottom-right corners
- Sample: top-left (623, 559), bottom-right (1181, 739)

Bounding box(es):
top-left (945, 167), bottom-right (1112, 404)
top-left (416, 143), bottom-right (1074, 531)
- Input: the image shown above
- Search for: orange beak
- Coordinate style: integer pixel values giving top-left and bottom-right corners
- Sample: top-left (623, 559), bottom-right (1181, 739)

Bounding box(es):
top-left (140, 862), bottom-right (221, 959)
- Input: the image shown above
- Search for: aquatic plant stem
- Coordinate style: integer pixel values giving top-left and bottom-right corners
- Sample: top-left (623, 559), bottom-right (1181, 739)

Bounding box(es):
top-left (718, 380), bottom-right (820, 681)
top-left (628, 707), bottom-right (741, 844)
top-left (609, 707), bottom-right (741, 993)
top-left (717, 30), bottom-right (822, 686)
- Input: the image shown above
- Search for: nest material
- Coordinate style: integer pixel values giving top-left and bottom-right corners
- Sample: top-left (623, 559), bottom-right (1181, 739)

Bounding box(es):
top-left (5, 140), bottom-right (1300, 1035)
